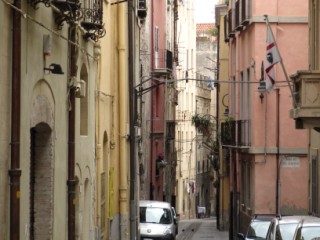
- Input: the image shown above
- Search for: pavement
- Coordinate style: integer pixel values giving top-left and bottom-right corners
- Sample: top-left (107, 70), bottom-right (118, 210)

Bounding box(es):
top-left (177, 217), bottom-right (229, 240)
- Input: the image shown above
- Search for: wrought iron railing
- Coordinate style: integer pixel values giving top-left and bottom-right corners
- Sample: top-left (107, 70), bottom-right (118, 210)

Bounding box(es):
top-left (221, 119), bottom-right (250, 147)
top-left (154, 49), bottom-right (173, 70)
top-left (221, 120), bottom-right (236, 145)
top-left (27, 0), bottom-right (106, 41)
top-left (237, 119), bottom-right (250, 146)
top-left (80, 4), bottom-right (106, 41)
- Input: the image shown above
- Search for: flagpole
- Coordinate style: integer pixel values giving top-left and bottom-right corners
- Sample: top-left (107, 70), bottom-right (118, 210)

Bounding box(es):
top-left (264, 15), bottom-right (296, 105)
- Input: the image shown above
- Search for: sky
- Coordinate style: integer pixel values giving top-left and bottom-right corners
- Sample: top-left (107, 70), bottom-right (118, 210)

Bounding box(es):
top-left (194, 0), bottom-right (218, 23)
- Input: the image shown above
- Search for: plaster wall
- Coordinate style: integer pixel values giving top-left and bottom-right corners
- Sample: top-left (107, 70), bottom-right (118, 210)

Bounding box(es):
top-left (1, 2), bottom-right (98, 238)
top-left (0, 2), bottom-right (11, 238)
top-left (228, 0), bottom-right (309, 223)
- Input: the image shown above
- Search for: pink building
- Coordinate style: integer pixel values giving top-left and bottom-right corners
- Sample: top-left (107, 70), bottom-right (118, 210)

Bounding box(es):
top-left (148, 0), bottom-right (176, 203)
top-left (222, 0), bottom-right (309, 237)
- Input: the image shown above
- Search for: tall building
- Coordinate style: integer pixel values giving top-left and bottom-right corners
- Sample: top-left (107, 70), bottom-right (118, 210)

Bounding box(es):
top-left (215, 0), bottom-right (230, 231)
top-left (290, 0), bottom-right (320, 218)
top-left (175, 0), bottom-right (198, 219)
top-left (137, 0), bottom-right (177, 206)
top-left (222, 0), bottom-right (309, 238)
top-left (195, 23), bottom-right (217, 218)
top-left (1, 0), bottom-right (103, 239)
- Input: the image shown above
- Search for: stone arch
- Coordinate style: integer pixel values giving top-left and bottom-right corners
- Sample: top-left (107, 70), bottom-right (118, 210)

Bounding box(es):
top-left (31, 80), bottom-right (54, 129)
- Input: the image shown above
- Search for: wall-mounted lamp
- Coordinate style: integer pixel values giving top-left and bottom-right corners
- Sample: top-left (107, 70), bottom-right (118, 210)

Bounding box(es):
top-left (257, 80), bottom-right (266, 103)
top-left (223, 107), bottom-right (229, 117)
top-left (222, 93), bottom-right (229, 116)
top-left (257, 61), bottom-right (266, 103)
top-left (44, 64), bottom-right (64, 75)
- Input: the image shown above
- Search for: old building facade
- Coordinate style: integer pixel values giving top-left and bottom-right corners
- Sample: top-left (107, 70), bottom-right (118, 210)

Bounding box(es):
top-left (221, 0), bottom-right (309, 238)
top-left (1, 0), bottom-right (103, 239)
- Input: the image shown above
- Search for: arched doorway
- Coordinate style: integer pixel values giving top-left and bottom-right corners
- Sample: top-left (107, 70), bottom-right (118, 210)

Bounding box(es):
top-left (30, 122), bottom-right (54, 239)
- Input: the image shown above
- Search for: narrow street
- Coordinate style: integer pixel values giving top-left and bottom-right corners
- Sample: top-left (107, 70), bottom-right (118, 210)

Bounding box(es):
top-left (177, 217), bottom-right (229, 240)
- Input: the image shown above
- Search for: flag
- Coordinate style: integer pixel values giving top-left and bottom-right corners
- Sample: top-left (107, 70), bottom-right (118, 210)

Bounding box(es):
top-left (207, 76), bottom-right (214, 90)
top-left (265, 25), bottom-right (280, 92)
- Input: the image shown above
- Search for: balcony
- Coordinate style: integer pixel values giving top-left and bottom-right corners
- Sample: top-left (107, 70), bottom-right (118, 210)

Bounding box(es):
top-left (221, 120), bottom-right (236, 146)
top-left (240, 0), bottom-right (250, 26)
top-left (290, 70), bottom-right (320, 129)
top-left (152, 49), bottom-right (173, 77)
top-left (235, 0), bottom-right (243, 31)
top-left (221, 119), bottom-right (250, 147)
top-left (81, 1), bottom-right (105, 41)
top-left (227, 9), bottom-right (235, 39)
top-left (28, 0), bottom-right (82, 29)
top-left (237, 120), bottom-right (250, 146)
top-left (223, 0), bottom-right (251, 40)
top-left (52, 0), bottom-right (82, 29)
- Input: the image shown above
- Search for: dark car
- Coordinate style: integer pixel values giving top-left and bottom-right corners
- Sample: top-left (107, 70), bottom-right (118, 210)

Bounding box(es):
top-left (238, 214), bottom-right (275, 240)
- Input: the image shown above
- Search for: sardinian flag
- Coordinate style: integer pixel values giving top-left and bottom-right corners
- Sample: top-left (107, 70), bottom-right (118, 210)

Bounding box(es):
top-left (265, 25), bottom-right (280, 92)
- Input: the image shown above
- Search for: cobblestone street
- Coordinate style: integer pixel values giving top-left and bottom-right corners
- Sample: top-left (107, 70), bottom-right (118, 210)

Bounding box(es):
top-left (177, 217), bottom-right (229, 240)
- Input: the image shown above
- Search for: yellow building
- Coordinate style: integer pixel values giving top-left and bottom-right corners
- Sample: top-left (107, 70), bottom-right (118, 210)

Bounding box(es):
top-left (215, 0), bottom-right (230, 231)
top-left (97, 0), bottom-right (144, 239)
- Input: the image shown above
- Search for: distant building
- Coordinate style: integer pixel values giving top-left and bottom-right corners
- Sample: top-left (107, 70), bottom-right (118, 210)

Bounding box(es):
top-left (195, 22), bottom-right (217, 218)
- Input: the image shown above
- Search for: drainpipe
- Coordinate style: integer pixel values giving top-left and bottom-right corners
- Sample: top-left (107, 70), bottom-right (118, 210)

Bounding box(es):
top-left (67, 25), bottom-right (77, 240)
top-left (118, 2), bottom-right (129, 239)
top-left (276, 88), bottom-right (280, 215)
top-left (216, 23), bottom-right (220, 230)
top-left (128, 0), bottom-right (138, 239)
top-left (149, 0), bottom-right (154, 200)
top-left (9, 1), bottom-right (22, 239)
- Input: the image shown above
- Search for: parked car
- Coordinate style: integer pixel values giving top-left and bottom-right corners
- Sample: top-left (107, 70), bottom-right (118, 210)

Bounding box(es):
top-left (139, 200), bottom-right (177, 240)
top-left (292, 216), bottom-right (320, 240)
top-left (238, 214), bottom-right (275, 240)
top-left (265, 215), bottom-right (315, 240)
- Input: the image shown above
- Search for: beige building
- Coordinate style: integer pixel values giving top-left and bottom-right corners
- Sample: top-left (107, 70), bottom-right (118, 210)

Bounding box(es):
top-left (1, 1), bottom-right (102, 239)
top-left (175, 0), bottom-right (198, 219)
top-left (195, 23), bottom-right (217, 217)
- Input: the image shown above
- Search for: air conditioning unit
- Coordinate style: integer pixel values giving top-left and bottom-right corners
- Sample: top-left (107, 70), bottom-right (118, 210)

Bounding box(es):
top-left (137, 0), bottom-right (147, 19)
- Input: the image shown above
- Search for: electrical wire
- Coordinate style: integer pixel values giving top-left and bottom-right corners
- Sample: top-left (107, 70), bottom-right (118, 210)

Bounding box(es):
top-left (1, 0), bottom-right (97, 60)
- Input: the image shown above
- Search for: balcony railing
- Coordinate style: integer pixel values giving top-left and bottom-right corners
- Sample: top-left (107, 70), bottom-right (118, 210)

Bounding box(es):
top-left (27, 0), bottom-right (106, 41)
top-left (81, 1), bottom-right (105, 41)
top-left (240, 0), bottom-right (250, 26)
top-left (221, 120), bottom-right (236, 146)
top-left (227, 9), bottom-right (235, 39)
top-left (221, 119), bottom-right (250, 147)
top-left (223, 0), bottom-right (251, 41)
top-left (152, 49), bottom-right (173, 77)
top-left (237, 119), bottom-right (250, 146)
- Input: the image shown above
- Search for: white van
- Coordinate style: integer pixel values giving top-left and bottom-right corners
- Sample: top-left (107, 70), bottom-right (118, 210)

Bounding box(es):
top-left (139, 200), bottom-right (177, 240)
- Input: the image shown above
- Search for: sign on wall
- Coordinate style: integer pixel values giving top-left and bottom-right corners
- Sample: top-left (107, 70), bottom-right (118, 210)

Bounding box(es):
top-left (281, 156), bottom-right (300, 168)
